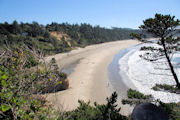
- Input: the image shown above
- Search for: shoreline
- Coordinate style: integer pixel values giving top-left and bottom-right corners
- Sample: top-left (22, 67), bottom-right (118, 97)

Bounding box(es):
top-left (44, 40), bottom-right (140, 115)
top-left (108, 47), bottom-right (136, 98)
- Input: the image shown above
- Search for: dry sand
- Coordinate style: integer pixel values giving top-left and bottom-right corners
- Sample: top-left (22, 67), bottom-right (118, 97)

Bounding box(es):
top-left (44, 40), bottom-right (140, 115)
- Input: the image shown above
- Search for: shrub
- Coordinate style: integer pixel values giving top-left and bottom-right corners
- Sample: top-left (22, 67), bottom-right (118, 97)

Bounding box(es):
top-left (65, 92), bottom-right (128, 120)
top-left (121, 99), bottom-right (141, 106)
top-left (152, 84), bottom-right (180, 94)
top-left (159, 101), bottom-right (180, 120)
top-left (25, 55), bottom-right (38, 68)
top-left (127, 89), bottom-right (151, 99)
top-left (0, 48), bottom-right (67, 119)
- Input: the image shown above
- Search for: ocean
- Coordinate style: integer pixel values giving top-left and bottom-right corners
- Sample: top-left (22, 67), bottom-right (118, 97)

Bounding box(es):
top-left (108, 42), bottom-right (180, 103)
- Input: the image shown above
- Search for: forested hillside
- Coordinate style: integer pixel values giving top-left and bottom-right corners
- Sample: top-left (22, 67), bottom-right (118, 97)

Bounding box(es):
top-left (0, 21), bottom-right (140, 55)
top-left (46, 22), bottom-right (141, 45)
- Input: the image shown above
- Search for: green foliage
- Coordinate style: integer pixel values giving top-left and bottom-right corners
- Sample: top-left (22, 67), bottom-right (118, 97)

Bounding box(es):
top-left (139, 14), bottom-right (179, 37)
top-left (135, 13), bottom-right (180, 89)
top-left (122, 88), bottom-right (180, 120)
top-left (127, 89), bottom-right (151, 99)
top-left (122, 89), bottom-right (152, 106)
top-left (67, 100), bottom-right (99, 120)
top-left (0, 21), bottom-right (141, 56)
top-left (0, 47), bottom-right (67, 119)
top-left (140, 46), bottom-right (164, 52)
top-left (121, 99), bottom-right (139, 106)
top-left (159, 101), bottom-right (180, 120)
top-left (130, 33), bottom-right (142, 40)
top-left (46, 23), bottom-right (141, 46)
top-left (97, 92), bottom-right (126, 120)
top-left (0, 64), bottom-right (53, 119)
top-left (0, 22), bottom-right (71, 55)
top-left (152, 84), bottom-right (180, 94)
top-left (25, 55), bottom-right (38, 68)
top-left (0, 104), bottom-right (11, 112)
top-left (65, 92), bottom-right (127, 120)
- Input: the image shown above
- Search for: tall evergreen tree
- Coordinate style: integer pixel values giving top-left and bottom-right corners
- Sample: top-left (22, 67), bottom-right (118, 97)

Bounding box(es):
top-left (12, 20), bottom-right (21, 34)
top-left (134, 14), bottom-right (180, 88)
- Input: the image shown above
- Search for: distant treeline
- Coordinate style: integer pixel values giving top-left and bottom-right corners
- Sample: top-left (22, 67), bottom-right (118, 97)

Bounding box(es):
top-left (0, 20), bottom-right (141, 55)
top-left (46, 22), bottom-right (141, 44)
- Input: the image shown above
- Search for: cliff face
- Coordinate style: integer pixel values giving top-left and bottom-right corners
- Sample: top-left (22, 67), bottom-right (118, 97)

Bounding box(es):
top-left (50, 31), bottom-right (72, 47)
top-left (50, 31), bottom-right (69, 40)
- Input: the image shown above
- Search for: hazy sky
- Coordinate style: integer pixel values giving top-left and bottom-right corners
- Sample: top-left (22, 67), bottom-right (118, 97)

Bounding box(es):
top-left (0, 0), bottom-right (180, 29)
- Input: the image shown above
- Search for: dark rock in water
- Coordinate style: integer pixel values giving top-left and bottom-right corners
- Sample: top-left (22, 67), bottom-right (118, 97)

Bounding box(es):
top-left (132, 103), bottom-right (168, 120)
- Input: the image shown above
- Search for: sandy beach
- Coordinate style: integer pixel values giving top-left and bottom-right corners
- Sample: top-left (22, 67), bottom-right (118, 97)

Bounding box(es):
top-left (44, 40), bottom-right (140, 115)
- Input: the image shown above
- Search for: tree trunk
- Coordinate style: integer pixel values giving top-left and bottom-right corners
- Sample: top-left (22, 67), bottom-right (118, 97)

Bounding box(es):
top-left (161, 38), bottom-right (180, 89)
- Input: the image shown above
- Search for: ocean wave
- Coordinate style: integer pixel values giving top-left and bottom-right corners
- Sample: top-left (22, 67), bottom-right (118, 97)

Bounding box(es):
top-left (118, 43), bottom-right (180, 103)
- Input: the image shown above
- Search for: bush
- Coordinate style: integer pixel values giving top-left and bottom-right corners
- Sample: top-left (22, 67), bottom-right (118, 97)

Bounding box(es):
top-left (0, 66), bottom-right (59, 119)
top-left (65, 92), bottom-right (127, 120)
top-left (122, 89), bottom-right (152, 106)
top-left (25, 55), bottom-right (38, 68)
top-left (152, 84), bottom-right (180, 94)
top-left (127, 89), bottom-right (151, 99)
top-left (122, 88), bottom-right (180, 120)
top-left (159, 101), bottom-right (180, 120)
top-left (121, 99), bottom-right (141, 106)
top-left (0, 48), bottom-right (68, 119)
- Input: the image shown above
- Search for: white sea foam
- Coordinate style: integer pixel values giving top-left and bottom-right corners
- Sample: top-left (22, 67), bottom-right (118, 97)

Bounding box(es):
top-left (118, 43), bottom-right (180, 103)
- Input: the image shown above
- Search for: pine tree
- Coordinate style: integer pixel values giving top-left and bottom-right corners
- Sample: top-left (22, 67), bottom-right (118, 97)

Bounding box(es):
top-left (135, 14), bottom-right (180, 88)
